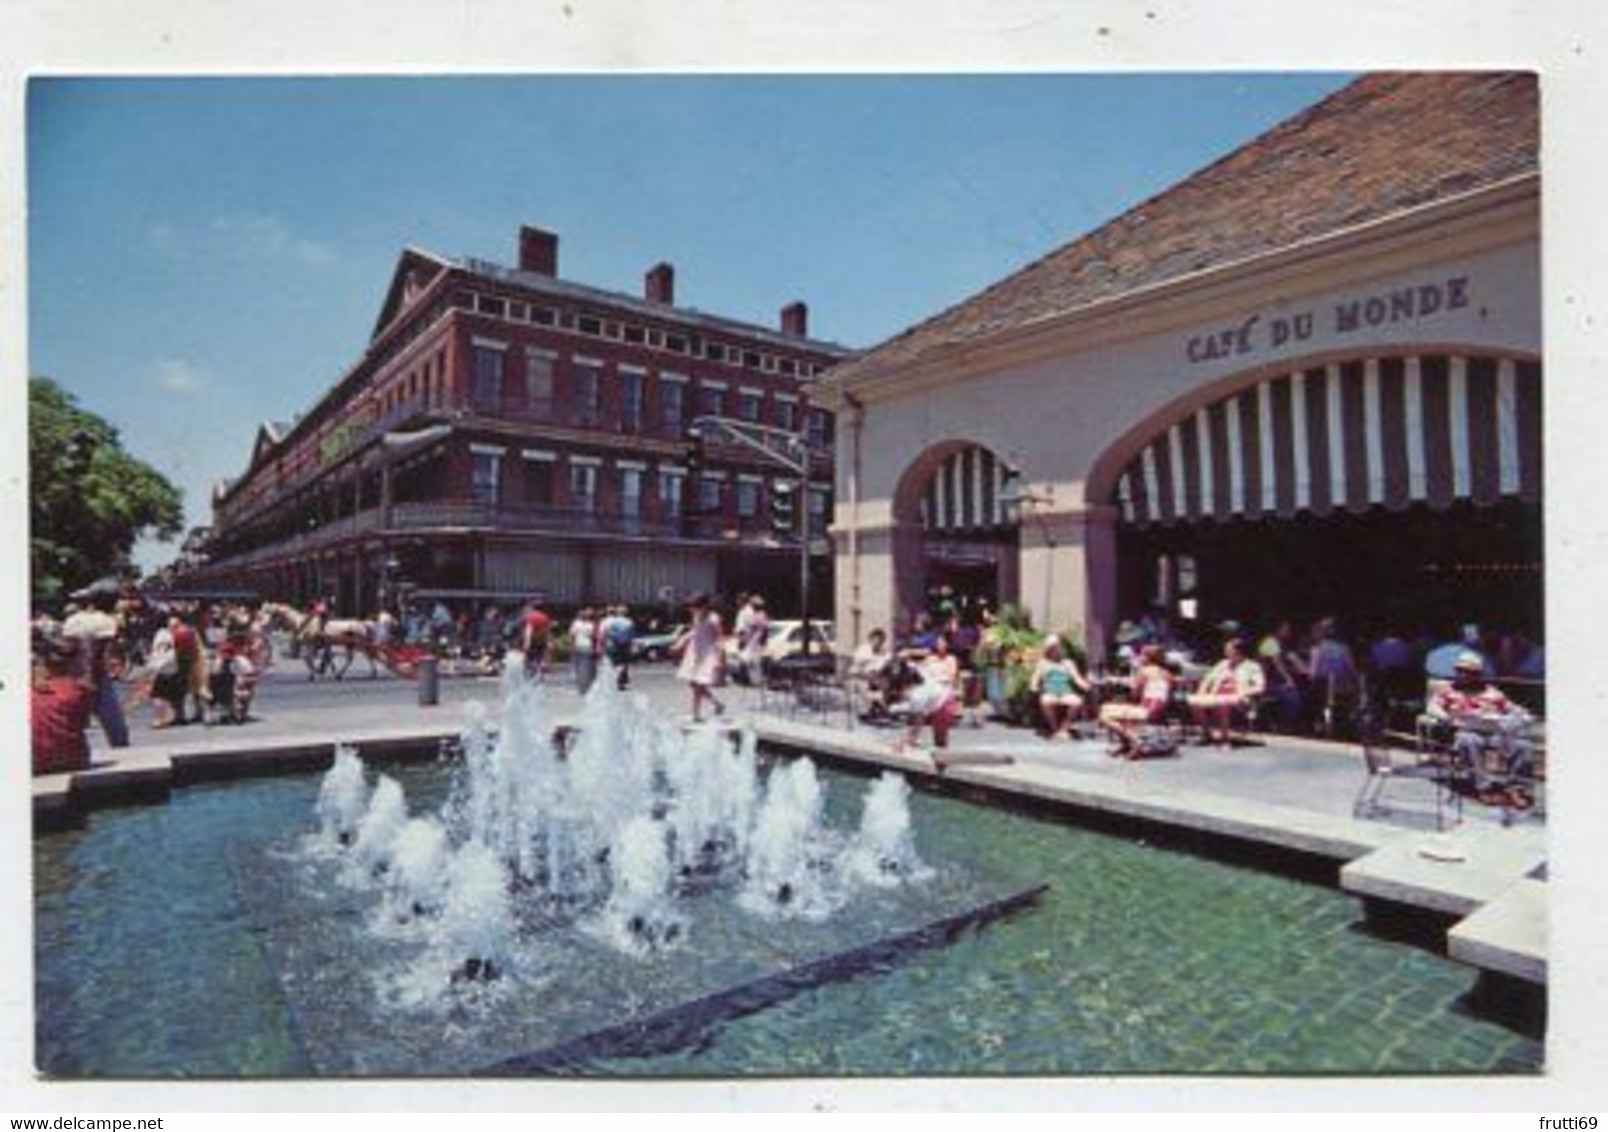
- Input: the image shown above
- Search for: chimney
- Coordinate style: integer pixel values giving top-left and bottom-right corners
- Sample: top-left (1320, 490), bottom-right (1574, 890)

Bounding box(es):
top-left (645, 262), bottom-right (675, 305)
top-left (518, 225), bottom-right (559, 276)
top-left (780, 301), bottom-right (809, 338)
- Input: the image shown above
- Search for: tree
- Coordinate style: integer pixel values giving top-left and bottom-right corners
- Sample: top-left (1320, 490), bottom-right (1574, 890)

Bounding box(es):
top-left (29, 376), bottom-right (184, 606)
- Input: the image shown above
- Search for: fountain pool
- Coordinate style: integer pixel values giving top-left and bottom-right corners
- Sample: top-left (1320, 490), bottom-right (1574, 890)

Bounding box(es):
top-left (33, 672), bottom-right (1542, 1078)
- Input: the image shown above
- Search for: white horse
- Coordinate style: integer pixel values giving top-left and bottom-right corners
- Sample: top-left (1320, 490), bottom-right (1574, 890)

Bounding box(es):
top-left (262, 602), bottom-right (380, 680)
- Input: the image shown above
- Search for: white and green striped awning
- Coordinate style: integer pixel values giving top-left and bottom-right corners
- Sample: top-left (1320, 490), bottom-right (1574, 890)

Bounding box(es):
top-left (1114, 353), bottom-right (1541, 526)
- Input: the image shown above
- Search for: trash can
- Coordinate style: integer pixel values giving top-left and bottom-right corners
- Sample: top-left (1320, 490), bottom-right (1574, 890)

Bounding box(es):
top-left (417, 655), bottom-right (440, 707)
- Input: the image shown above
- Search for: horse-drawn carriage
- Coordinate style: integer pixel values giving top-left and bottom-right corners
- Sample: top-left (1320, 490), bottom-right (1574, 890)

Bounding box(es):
top-left (262, 603), bottom-right (438, 681)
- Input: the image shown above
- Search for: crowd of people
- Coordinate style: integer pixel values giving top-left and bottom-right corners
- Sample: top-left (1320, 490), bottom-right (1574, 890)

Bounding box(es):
top-left (840, 600), bottom-right (1546, 768)
top-left (33, 574), bottom-right (1545, 814)
top-left (30, 584), bottom-right (274, 775)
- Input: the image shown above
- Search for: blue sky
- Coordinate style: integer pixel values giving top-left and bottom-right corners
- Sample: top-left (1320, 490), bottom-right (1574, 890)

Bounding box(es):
top-left (27, 73), bottom-right (1353, 571)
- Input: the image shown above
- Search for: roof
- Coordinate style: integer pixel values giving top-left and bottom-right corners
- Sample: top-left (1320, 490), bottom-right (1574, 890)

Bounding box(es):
top-left (828, 71), bottom-right (1538, 387)
top-left (449, 255), bottom-right (856, 358)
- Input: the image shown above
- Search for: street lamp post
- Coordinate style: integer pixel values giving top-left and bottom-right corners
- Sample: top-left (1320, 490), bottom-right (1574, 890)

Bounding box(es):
top-left (999, 468), bottom-right (1056, 627)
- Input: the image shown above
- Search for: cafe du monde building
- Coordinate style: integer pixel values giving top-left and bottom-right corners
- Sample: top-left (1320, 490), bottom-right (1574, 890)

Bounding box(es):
top-left (817, 72), bottom-right (1541, 660)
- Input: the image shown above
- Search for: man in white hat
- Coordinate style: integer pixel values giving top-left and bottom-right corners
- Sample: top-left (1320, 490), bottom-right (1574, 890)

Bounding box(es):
top-left (60, 582), bottom-right (129, 748)
top-left (1426, 650), bottom-right (1535, 808)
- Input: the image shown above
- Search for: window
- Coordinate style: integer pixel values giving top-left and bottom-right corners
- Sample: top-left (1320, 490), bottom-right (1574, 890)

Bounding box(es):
top-left (573, 365), bottom-right (601, 426)
top-left (472, 345), bottom-right (504, 411)
top-left (808, 407), bottom-right (831, 449)
top-left (620, 371), bottom-right (645, 433)
top-left (743, 351), bottom-right (761, 369)
top-left (471, 451), bottom-right (502, 505)
top-left (809, 486), bottom-right (830, 521)
top-left (776, 398), bottom-right (799, 433)
top-left (665, 333), bottom-right (688, 354)
top-left (577, 314), bottom-right (602, 336)
top-left (570, 463), bottom-right (598, 513)
top-left (737, 389), bottom-right (763, 424)
top-left (660, 380), bottom-right (685, 433)
top-left (698, 475), bottom-right (722, 514)
top-left (619, 467), bottom-right (643, 518)
top-left (623, 325), bottom-right (646, 345)
top-left (525, 352), bottom-right (555, 419)
top-left (705, 341), bottom-right (726, 362)
top-left (700, 384), bottom-right (725, 418)
top-left (476, 295), bottom-right (506, 317)
top-left (736, 479), bottom-right (760, 519)
top-left (658, 470), bottom-right (684, 517)
top-left (524, 459), bottom-right (554, 505)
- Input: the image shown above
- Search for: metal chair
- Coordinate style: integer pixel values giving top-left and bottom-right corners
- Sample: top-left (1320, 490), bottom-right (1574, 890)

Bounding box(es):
top-left (1354, 710), bottom-right (1461, 830)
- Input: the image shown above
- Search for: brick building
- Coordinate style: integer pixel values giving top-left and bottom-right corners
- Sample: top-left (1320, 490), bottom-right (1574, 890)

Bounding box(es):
top-left (197, 225), bottom-right (853, 617)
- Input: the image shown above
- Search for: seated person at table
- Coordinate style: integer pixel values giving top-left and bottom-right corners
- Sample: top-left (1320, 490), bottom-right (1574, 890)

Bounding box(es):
top-left (1187, 637), bottom-right (1266, 746)
top-left (1030, 637), bottom-right (1090, 741)
top-left (850, 627), bottom-right (895, 719)
top-left (1098, 644), bottom-right (1178, 757)
top-left (1424, 651), bottom-right (1535, 808)
top-left (891, 637), bottom-right (959, 753)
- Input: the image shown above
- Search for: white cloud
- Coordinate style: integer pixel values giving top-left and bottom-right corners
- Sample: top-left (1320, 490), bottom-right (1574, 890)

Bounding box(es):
top-left (151, 357), bottom-right (208, 394)
top-left (147, 213), bottom-right (337, 268)
top-left (210, 213), bottom-right (337, 268)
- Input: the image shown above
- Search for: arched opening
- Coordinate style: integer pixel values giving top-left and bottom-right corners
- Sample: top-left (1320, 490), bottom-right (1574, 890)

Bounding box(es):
top-left (1095, 350), bottom-right (1543, 653)
top-left (890, 441), bottom-right (1020, 625)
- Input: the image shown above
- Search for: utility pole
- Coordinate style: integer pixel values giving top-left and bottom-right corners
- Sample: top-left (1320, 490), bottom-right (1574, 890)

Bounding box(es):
top-left (687, 415), bottom-right (818, 657)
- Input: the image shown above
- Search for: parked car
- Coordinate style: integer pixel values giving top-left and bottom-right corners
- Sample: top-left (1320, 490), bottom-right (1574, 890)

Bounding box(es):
top-left (723, 620), bottom-right (836, 677)
top-left (630, 623), bottom-right (687, 662)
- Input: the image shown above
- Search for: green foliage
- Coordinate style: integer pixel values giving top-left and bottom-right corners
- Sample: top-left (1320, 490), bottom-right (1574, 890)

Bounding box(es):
top-left (29, 377), bottom-right (184, 606)
top-left (976, 604), bottom-right (1089, 726)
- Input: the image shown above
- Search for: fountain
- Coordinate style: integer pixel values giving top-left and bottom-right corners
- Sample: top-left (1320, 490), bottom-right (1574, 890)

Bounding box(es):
top-left (34, 658), bottom-right (1543, 1077)
top-left (243, 663), bottom-right (1031, 1073)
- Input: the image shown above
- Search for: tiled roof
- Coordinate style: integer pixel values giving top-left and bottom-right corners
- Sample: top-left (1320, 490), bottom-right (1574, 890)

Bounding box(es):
top-left (831, 71), bottom-right (1538, 385)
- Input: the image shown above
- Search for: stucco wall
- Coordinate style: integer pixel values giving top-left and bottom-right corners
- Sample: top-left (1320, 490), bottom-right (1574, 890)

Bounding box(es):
top-left (831, 233), bottom-right (1540, 652)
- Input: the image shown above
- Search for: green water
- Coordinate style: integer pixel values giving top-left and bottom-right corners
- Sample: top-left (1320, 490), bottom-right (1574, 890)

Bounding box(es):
top-left (33, 761), bottom-right (1542, 1077)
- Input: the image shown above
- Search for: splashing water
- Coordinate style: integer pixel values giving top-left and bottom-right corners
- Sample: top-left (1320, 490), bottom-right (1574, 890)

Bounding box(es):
top-left (350, 776), bottom-right (408, 880)
top-left (307, 671), bottom-right (928, 1006)
top-left (315, 745), bottom-right (369, 847)
top-left (845, 772), bottom-right (933, 887)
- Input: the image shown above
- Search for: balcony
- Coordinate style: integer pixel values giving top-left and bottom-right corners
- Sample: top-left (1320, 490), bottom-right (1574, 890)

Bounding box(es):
top-left (388, 500), bottom-right (738, 540)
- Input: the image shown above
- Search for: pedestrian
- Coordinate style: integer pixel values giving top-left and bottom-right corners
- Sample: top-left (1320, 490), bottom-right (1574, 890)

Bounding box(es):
top-left (60, 581), bottom-right (130, 748)
top-left (736, 595), bottom-right (770, 685)
top-left (674, 593), bottom-right (727, 723)
top-left (32, 635), bottom-right (97, 775)
top-left (144, 616), bottom-right (185, 728)
top-left (601, 604), bottom-right (636, 690)
top-left (569, 607), bottom-right (601, 694)
top-left (891, 639), bottom-right (959, 754)
top-left (175, 612), bottom-right (210, 723)
top-left (520, 600), bottom-right (552, 681)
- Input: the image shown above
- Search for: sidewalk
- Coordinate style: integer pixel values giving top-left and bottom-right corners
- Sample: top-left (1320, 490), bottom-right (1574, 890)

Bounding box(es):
top-left (35, 664), bottom-right (1548, 989)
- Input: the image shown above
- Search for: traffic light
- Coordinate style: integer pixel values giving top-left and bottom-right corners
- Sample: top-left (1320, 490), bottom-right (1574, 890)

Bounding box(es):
top-left (684, 426), bottom-right (705, 478)
top-left (681, 427), bottom-right (705, 537)
top-left (769, 480), bottom-right (797, 534)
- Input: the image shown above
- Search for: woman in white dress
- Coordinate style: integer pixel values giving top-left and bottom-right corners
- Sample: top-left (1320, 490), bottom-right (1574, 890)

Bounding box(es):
top-left (674, 593), bottom-right (727, 723)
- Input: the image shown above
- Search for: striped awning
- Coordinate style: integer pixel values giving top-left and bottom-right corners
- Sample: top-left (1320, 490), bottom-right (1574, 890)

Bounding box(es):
top-left (921, 445), bottom-right (1012, 533)
top-left (1115, 354), bottom-right (1541, 526)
